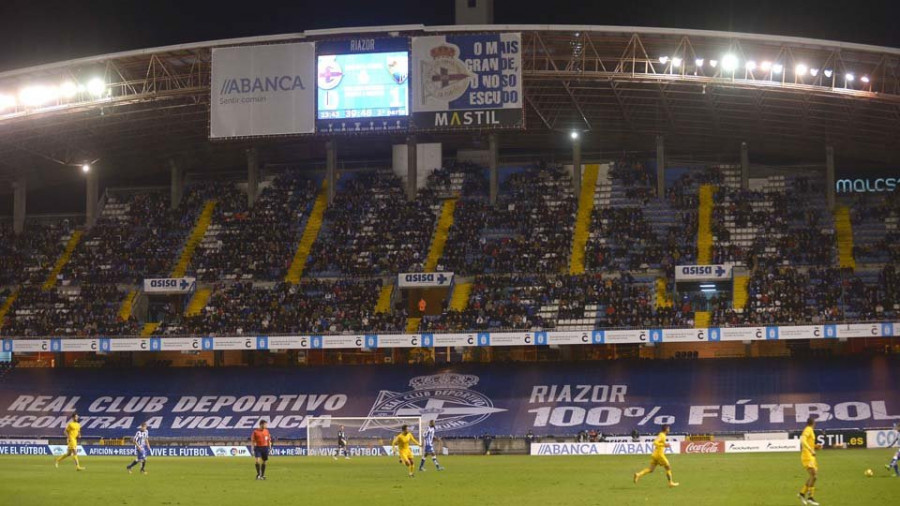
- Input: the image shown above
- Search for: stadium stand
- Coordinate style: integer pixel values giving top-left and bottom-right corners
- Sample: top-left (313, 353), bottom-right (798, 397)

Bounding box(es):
top-left (305, 171), bottom-right (438, 276)
top-left (155, 279), bottom-right (406, 336)
top-left (440, 163), bottom-right (575, 276)
top-left (1, 284), bottom-right (139, 336)
top-left (186, 174), bottom-right (322, 282)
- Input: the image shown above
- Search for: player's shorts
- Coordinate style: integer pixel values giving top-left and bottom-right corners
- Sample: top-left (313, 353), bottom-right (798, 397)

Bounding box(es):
top-left (254, 447), bottom-right (270, 461)
top-left (136, 445), bottom-right (150, 461)
top-left (338, 440), bottom-right (347, 448)
top-left (399, 450), bottom-right (413, 463)
top-left (67, 440), bottom-right (77, 451)
top-left (650, 453), bottom-right (670, 467)
top-left (802, 455), bottom-right (818, 470)
top-left (424, 444), bottom-right (435, 455)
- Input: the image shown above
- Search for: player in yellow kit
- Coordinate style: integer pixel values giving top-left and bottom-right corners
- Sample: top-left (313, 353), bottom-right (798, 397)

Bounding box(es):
top-left (633, 424), bottom-right (678, 488)
top-left (54, 413), bottom-right (85, 471)
top-left (391, 424), bottom-right (420, 478)
top-left (798, 418), bottom-right (822, 506)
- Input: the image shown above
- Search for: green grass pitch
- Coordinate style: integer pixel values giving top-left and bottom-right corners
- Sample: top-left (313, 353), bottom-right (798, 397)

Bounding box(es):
top-left (1, 450), bottom-right (895, 505)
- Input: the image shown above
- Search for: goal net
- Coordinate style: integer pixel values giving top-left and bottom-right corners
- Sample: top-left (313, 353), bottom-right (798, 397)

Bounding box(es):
top-left (306, 416), bottom-right (422, 457)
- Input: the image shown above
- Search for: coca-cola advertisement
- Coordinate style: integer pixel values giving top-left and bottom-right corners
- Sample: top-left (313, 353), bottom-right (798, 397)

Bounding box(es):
top-left (680, 441), bottom-right (725, 454)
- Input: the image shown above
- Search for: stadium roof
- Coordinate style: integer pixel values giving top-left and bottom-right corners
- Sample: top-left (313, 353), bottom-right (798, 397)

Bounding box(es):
top-left (1, 24), bottom-right (899, 193)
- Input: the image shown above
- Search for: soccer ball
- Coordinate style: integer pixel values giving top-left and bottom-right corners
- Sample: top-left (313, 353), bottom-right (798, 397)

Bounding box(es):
top-left (864, 469), bottom-right (874, 477)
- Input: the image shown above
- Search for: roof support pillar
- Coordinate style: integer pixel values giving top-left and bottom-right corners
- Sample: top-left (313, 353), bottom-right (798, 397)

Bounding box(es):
top-left (247, 147), bottom-right (259, 208)
top-left (169, 159), bottom-right (183, 210)
top-left (572, 135), bottom-right (582, 197)
top-left (826, 145), bottom-right (835, 210)
top-left (740, 141), bottom-right (750, 191)
top-left (489, 133), bottom-right (499, 206)
top-left (13, 175), bottom-right (26, 235)
top-left (85, 167), bottom-right (99, 229)
top-left (407, 135), bottom-right (417, 202)
top-left (656, 134), bottom-right (665, 200)
top-left (326, 140), bottom-right (337, 205)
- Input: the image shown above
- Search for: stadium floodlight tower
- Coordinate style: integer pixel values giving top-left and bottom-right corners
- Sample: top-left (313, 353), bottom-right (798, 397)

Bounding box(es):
top-left (306, 416), bottom-right (423, 458)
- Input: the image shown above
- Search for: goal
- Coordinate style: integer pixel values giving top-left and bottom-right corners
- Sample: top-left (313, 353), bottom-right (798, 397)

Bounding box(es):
top-left (305, 416), bottom-right (423, 457)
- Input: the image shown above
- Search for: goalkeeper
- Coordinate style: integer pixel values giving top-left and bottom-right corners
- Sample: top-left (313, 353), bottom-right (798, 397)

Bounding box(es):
top-left (391, 424), bottom-right (420, 478)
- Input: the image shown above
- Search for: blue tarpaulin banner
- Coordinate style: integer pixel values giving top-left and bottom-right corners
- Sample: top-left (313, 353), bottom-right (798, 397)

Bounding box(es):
top-left (0, 358), bottom-right (897, 439)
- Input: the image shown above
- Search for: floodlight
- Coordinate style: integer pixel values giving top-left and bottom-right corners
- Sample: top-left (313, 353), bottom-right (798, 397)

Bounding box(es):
top-left (695, 58), bottom-right (704, 66)
top-left (659, 56), bottom-right (669, 64)
top-left (772, 64), bottom-right (784, 74)
top-left (19, 85), bottom-right (57, 107)
top-left (672, 57), bottom-right (682, 68)
top-left (760, 61), bottom-right (772, 72)
top-left (0, 94), bottom-right (15, 110)
top-left (845, 73), bottom-right (855, 82)
top-left (709, 59), bottom-right (718, 68)
top-left (86, 77), bottom-right (106, 97)
top-left (823, 69), bottom-right (833, 78)
top-left (59, 81), bottom-right (78, 99)
top-left (810, 68), bottom-right (819, 77)
top-left (860, 75), bottom-right (870, 83)
top-left (570, 131), bottom-right (580, 140)
top-left (745, 60), bottom-right (757, 71)
top-left (795, 64), bottom-right (808, 76)
top-left (82, 164), bottom-right (91, 173)
top-left (721, 54), bottom-right (738, 72)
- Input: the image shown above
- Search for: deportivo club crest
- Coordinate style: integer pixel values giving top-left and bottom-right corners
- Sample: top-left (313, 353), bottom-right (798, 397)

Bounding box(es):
top-left (420, 44), bottom-right (476, 104)
top-left (363, 373), bottom-right (505, 432)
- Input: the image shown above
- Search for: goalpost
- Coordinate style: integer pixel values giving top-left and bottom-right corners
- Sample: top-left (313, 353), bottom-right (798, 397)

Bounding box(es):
top-left (305, 416), bottom-right (423, 457)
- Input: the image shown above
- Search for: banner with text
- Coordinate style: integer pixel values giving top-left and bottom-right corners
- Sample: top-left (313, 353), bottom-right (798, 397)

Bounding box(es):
top-left (411, 33), bottom-right (522, 130)
top-left (143, 277), bottom-right (196, 294)
top-left (210, 42), bottom-right (316, 139)
top-left (0, 358), bottom-right (897, 439)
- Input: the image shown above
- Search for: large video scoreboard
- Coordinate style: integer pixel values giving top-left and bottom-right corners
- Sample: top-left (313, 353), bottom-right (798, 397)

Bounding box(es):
top-left (209, 32), bottom-right (523, 138)
top-left (316, 38), bottom-right (409, 133)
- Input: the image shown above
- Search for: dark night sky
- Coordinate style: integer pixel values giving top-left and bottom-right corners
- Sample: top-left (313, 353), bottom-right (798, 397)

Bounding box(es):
top-left (0, 0), bottom-right (897, 71)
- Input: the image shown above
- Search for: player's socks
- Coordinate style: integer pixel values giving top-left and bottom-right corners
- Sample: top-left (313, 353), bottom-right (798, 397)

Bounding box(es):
top-left (255, 463), bottom-right (261, 477)
top-left (800, 485), bottom-right (808, 495)
top-left (419, 458), bottom-right (426, 471)
top-left (73, 456), bottom-right (80, 468)
top-left (432, 456), bottom-right (442, 470)
top-left (140, 461), bottom-right (146, 473)
top-left (261, 463), bottom-right (266, 477)
top-left (665, 470), bottom-right (673, 483)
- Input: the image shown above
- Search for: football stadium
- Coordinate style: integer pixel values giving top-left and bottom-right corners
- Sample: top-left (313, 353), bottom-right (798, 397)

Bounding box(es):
top-left (0, 2), bottom-right (899, 504)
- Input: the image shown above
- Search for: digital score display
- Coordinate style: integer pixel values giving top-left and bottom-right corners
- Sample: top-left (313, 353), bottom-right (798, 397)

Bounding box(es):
top-left (316, 38), bottom-right (409, 133)
top-left (317, 52), bottom-right (408, 119)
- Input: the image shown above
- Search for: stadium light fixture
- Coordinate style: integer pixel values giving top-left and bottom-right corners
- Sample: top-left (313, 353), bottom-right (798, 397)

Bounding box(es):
top-left (860, 75), bottom-right (870, 83)
top-left (745, 60), bottom-right (757, 71)
top-left (86, 77), bottom-right (106, 97)
top-left (81, 164), bottom-right (91, 173)
top-left (823, 69), bottom-right (833, 78)
top-left (772, 63), bottom-right (783, 75)
top-left (810, 68), bottom-right (820, 77)
top-left (672, 57), bottom-right (682, 68)
top-left (658, 56), bottom-right (670, 64)
top-left (709, 59), bottom-right (718, 68)
top-left (19, 85), bottom-right (58, 107)
top-left (845, 73), bottom-right (855, 82)
top-left (59, 81), bottom-right (78, 99)
top-left (570, 131), bottom-right (580, 140)
top-left (795, 64), bottom-right (808, 76)
top-left (695, 58), bottom-right (704, 67)
top-left (0, 94), bottom-right (15, 110)
top-left (721, 54), bottom-right (738, 72)
top-left (760, 61), bottom-right (772, 72)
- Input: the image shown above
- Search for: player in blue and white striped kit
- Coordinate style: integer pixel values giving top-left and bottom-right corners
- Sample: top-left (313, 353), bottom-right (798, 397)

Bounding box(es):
top-left (126, 422), bottom-right (151, 475)
top-left (418, 420), bottom-right (444, 472)
top-left (885, 423), bottom-right (900, 477)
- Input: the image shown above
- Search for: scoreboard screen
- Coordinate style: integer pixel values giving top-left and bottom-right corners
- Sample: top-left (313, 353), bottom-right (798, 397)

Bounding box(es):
top-left (316, 52), bottom-right (409, 120)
